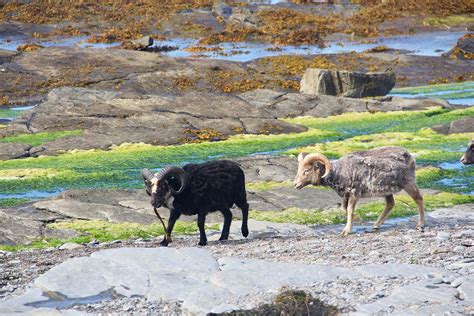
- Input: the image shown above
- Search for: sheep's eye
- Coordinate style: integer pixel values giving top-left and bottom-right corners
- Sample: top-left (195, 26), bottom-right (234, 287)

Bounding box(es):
top-left (303, 169), bottom-right (310, 175)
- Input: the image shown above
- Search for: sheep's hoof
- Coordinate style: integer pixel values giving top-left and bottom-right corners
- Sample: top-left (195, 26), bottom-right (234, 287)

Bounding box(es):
top-left (416, 225), bottom-right (425, 232)
top-left (373, 225), bottom-right (381, 230)
top-left (341, 228), bottom-right (352, 236)
top-left (242, 226), bottom-right (249, 238)
top-left (218, 236), bottom-right (228, 241)
top-left (160, 240), bottom-right (169, 247)
top-left (198, 240), bottom-right (207, 246)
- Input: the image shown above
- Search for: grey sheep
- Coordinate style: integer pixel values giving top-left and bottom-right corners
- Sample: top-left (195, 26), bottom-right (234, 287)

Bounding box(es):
top-left (294, 146), bottom-right (424, 236)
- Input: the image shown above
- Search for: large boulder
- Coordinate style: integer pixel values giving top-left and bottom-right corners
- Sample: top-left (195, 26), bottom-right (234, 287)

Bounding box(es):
top-left (300, 68), bottom-right (396, 98)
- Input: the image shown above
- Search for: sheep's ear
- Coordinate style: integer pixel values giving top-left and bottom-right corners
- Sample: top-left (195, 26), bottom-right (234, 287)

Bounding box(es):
top-left (298, 152), bottom-right (308, 162)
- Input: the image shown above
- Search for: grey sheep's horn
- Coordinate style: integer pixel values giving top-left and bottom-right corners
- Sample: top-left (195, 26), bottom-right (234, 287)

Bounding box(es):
top-left (141, 168), bottom-right (155, 181)
top-left (158, 166), bottom-right (188, 195)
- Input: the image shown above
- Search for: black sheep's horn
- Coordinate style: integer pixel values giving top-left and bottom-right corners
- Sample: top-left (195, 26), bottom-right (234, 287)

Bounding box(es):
top-left (158, 167), bottom-right (188, 195)
top-left (141, 168), bottom-right (155, 181)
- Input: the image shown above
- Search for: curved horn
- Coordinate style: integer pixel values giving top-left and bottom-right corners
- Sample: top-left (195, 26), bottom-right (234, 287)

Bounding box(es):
top-left (303, 153), bottom-right (331, 178)
top-left (141, 168), bottom-right (155, 181)
top-left (158, 166), bottom-right (188, 195)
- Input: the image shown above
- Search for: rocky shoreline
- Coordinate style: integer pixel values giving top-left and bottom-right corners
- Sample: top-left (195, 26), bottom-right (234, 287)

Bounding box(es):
top-left (0, 1), bottom-right (473, 314)
top-left (1, 203), bottom-right (473, 314)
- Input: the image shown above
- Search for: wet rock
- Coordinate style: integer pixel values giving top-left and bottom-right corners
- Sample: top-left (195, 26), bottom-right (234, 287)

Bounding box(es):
top-left (300, 68), bottom-right (396, 98)
top-left (0, 142), bottom-right (30, 160)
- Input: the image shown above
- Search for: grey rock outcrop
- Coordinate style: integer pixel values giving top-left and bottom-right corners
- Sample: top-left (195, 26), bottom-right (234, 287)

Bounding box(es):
top-left (300, 68), bottom-right (396, 98)
top-left (0, 247), bottom-right (466, 315)
top-left (0, 142), bottom-right (31, 160)
top-left (433, 117), bottom-right (474, 134)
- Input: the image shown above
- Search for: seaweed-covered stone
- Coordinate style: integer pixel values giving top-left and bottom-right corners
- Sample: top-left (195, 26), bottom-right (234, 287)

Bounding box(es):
top-left (443, 34), bottom-right (474, 60)
top-left (300, 68), bottom-right (396, 98)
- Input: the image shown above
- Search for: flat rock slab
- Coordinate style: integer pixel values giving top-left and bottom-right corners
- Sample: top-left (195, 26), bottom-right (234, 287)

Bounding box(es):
top-left (0, 142), bottom-right (31, 160)
top-left (0, 247), bottom-right (464, 315)
top-left (33, 199), bottom-right (157, 224)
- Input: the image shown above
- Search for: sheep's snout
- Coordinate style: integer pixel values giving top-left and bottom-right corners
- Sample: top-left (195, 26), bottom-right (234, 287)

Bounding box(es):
top-left (293, 179), bottom-right (305, 190)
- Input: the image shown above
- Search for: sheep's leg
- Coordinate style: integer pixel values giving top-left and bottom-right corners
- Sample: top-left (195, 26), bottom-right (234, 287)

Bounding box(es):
top-left (239, 202), bottom-right (249, 238)
top-left (373, 194), bottom-right (395, 229)
top-left (160, 210), bottom-right (180, 247)
top-left (197, 213), bottom-right (208, 246)
top-left (219, 208), bottom-right (233, 241)
top-left (341, 196), bottom-right (348, 214)
top-left (404, 184), bottom-right (425, 231)
top-left (341, 195), bottom-right (358, 236)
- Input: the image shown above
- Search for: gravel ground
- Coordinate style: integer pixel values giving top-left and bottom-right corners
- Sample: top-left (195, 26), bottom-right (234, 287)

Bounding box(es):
top-left (1, 214), bottom-right (473, 314)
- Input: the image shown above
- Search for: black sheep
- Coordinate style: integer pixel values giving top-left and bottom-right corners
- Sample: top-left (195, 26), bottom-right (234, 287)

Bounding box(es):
top-left (141, 160), bottom-right (249, 246)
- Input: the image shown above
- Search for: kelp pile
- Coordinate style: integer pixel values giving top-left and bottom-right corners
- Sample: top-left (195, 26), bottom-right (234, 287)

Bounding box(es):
top-left (2, 0), bottom-right (470, 47)
top-left (348, 0), bottom-right (473, 36)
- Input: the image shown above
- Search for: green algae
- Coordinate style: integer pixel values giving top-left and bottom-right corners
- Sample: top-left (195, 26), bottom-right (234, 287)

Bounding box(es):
top-left (0, 128), bottom-right (336, 195)
top-left (416, 166), bottom-right (445, 185)
top-left (430, 90), bottom-right (474, 100)
top-left (286, 129), bottom-right (473, 162)
top-left (246, 181), bottom-right (294, 191)
top-left (0, 106), bottom-right (472, 200)
top-left (0, 198), bottom-right (29, 208)
top-left (0, 130), bottom-right (82, 146)
top-left (0, 220), bottom-right (219, 251)
top-left (391, 81), bottom-right (474, 95)
top-left (284, 107), bottom-right (474, 135)
top-left (250, 192), bottom-right (473, 225)
top-left (250, 207), bottom-right (346, 225)
top-left (0, 108), bottom-right (20, 119)
top-left (356, 192), bottom-right (474, 221)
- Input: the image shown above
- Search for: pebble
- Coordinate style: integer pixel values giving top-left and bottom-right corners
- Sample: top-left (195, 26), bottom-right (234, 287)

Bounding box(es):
top-left (436, 232), bottom-right (451, 240)
top-left (442, 275), bottom-right (456, 284)
top-left (59, 243), bottom-right (85, 250)
top-left (451, 277), bottom-right (467, 288)
top-left (453, 246), bottom-right (466, 253)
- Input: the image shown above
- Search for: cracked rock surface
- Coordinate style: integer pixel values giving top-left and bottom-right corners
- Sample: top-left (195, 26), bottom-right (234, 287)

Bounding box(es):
top-left (1, 86), bottom-right (449, 158)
